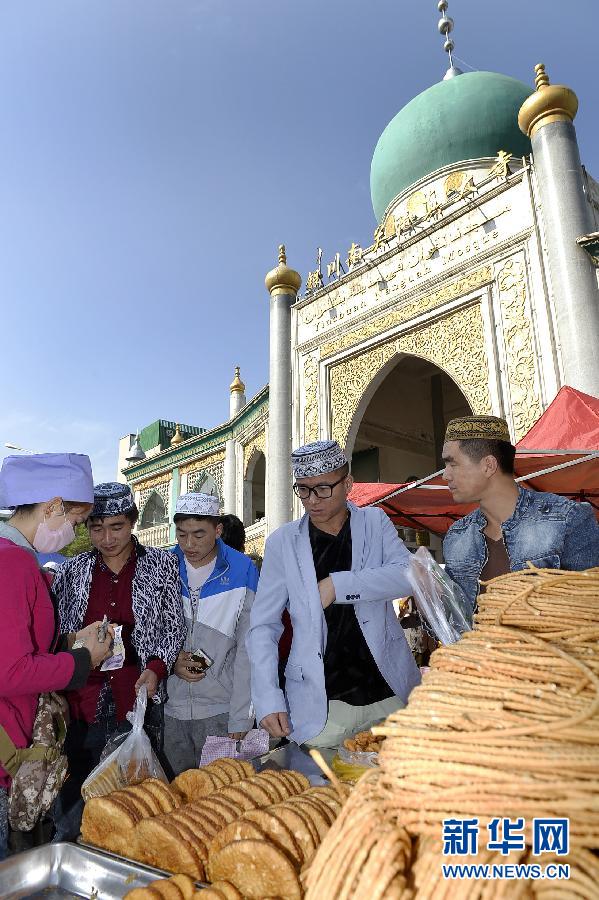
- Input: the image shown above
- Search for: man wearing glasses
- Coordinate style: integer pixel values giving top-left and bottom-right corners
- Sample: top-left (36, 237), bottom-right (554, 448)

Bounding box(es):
top-left (247, 440), bottom-right (420, 749)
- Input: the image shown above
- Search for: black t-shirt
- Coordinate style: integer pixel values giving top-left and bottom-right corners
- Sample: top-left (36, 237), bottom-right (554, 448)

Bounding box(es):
top-left (309, 514), bottom-right (393, 706)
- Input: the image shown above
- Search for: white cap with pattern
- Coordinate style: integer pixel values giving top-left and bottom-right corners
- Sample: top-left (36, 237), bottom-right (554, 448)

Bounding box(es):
top-left (291, 440), bottom-right (348, 480)
top-left (175, 492), bottom-right (220, 516)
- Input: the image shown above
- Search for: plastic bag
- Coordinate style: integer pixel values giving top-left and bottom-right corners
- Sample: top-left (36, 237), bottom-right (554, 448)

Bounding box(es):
top-left (407, 546), bottom-right (473, 645)
top-left (81, 686), bottom-right (167, 801)
top-left (331, 746), bottom-right (379, 784)
top-left (199, 728), bottom-right (270, 766)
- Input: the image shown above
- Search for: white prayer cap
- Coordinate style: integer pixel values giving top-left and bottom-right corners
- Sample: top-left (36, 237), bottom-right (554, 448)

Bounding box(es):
top-left (291, 440), bottom-right (348, 480)
top-left (175, 492), bottom-right (220, 517)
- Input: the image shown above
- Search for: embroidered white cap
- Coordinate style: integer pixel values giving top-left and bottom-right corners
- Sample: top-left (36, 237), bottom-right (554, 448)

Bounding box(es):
top-left (175, 491), bottom-right (220, 517)
top-left (291, 440), bottom-right (349, 480)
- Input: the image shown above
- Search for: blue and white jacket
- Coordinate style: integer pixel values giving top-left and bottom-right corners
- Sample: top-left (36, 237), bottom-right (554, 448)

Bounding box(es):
top-left (165, 539), bottom-right (259, 733)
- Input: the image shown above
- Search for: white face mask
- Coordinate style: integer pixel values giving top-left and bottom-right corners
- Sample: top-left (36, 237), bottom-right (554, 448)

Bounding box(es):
top-left (32, 502), bottom-right (75, 553)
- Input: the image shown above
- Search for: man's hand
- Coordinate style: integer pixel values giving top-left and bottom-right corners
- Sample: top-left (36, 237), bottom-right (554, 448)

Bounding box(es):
top-left (260, 712), bottom-right (291, 738)
top-left (135, 668), bottom-right (159, 698)
top-left (228, 731), bottom-right (249, 741)
top-left (173, 651), bottom-right (207, 683)
top-left (318, 576), bottom-right (336, 609)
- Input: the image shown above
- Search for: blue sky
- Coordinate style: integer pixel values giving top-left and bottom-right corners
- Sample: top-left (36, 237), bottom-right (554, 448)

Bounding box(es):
top-left (0, 1), bottom-right (596, 483)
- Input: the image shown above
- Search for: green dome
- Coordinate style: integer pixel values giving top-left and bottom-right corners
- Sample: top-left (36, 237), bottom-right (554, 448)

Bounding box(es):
top-left (370, 71), bottom-right (533, 222)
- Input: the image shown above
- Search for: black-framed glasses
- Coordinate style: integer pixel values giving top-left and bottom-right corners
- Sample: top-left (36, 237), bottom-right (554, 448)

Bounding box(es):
top-left (293, 474), bottom-right (347, 500)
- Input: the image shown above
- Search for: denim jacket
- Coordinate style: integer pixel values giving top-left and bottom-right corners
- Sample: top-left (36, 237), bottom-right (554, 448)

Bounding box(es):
top-left (443, 488), bottom-right (599, 611)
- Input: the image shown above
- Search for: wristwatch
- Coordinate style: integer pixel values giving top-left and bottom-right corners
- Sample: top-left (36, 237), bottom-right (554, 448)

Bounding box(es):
top-left (72, 638), bottom-right (86, 650)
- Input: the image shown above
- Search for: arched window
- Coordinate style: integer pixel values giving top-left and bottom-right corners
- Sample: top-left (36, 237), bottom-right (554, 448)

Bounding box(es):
top-left (140, 491), bottom-right (168, 529)
top-left (244, 450), bottom-right (266, 525)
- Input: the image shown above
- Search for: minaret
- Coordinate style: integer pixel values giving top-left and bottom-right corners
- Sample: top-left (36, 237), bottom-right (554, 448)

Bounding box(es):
top-left (229, 366), bottom-right (246, 419)
top-left (519, 64), bottom-right (599, 397)
top-left (223, 367), bottom-right (246, 514)
top-left (265, 245), bottom-right (302, 534)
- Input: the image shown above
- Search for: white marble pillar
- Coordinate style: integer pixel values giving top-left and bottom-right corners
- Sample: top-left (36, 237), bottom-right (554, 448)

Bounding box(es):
top-left (519, 64), bottom-right (599, 396)
top-left (223, 439), bottom-right (237, 513)
top-left (264, 246), bottom-right (301, 534)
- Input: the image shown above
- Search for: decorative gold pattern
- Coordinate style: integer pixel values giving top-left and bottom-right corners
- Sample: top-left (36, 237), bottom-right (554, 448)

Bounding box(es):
top-left (180, 449), bottom-right (225, 476)
top-left (496, 256), bottom-right (542, 439)
top-left (330, 342), bottom-right (397, 447)
top-left (245, 531), bottom-right (265, 559)
top-left (303, 355), bottom-right (320, 443)
top-left (329, 304), bottom-right (491, 449)
top-left (321, 265), bottom-right (493, 359)
top-left (243, 430), bottom-right (266, 476)
top-left (133, 472), bottom-right (171, 492)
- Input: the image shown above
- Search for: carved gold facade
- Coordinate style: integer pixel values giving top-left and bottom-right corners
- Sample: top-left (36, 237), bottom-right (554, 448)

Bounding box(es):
top-left (134, 472), bottom-right (171, 492)
top-left (329, 302), bottom-right (492, 449)
top-left (180, 449), bottom-right (225, 476)
top-left (245, 532), bottom-right (266, 559)
top-left (496, 255), bottom-right (542, 439)
top-left (243, 430), bottom-right (266, 476)
top-left (321, 265), bottom-right (493, 359)
top-left (303, 355), bottom-right (319, 443)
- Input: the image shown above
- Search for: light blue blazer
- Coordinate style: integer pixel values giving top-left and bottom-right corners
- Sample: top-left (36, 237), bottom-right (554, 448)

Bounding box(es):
top-left (247, 502), bottom-right (421, 744)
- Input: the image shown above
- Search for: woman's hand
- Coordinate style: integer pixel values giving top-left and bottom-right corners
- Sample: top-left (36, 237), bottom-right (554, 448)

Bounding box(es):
top-left (75, 621), bottom-right (115, 646)
top-left (135, 668), bottom-right (159, 698)
top-left (78, 626), bottom-right (114, 669)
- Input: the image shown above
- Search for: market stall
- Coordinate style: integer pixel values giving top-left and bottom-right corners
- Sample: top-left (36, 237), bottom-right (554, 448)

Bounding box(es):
top-left (349, 386), bottom-right (599, 535)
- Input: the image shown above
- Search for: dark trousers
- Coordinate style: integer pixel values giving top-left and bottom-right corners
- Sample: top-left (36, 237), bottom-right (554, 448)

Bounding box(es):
top-left (51, 701), bottom-right (163, 842)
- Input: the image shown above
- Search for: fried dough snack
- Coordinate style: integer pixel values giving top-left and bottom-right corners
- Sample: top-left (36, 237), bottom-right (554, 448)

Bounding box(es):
top-left (343, 729), bottom-right (385, 754)
top-left (210, 839), bottom-right (302, 900)
top-left (305, 568), bottom-right (599, 898)
top-left (80, 778), bottom-right (180, 855)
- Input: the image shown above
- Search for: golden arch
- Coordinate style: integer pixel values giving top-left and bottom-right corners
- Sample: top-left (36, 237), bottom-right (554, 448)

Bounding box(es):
top-left (329, 303), bottom-right (492, 454)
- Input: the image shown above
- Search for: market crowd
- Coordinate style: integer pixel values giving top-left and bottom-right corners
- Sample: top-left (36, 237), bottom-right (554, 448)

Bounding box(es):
top-left (1, 415), bottom-right (598, 858)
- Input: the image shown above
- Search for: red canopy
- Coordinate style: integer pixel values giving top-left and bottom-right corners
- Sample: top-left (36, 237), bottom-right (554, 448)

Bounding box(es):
top-left (349, 386), bottom-right (599, 534)
top-left (517, 385), bottom-right (599, 451)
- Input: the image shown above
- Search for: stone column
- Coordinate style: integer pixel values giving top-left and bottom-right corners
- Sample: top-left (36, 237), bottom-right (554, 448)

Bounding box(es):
top-left (223, 439), bottom-right (237, 513)
top-left (264, 246), bottom-right (301, 534)
top-left (168, 467), bottom-right (180, 545)
top-left (519, 64), bottom-right (599, 397)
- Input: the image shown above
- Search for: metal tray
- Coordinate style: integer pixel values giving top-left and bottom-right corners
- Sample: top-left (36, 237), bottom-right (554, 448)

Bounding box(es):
top-left (0, 841), bottom-right (182, 899)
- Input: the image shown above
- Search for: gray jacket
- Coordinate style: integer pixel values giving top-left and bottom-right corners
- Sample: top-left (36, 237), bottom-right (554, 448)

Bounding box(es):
top-left (247, 502), bottom-right (421, 745)
top-left (165, 540), bottom-right (258, 733)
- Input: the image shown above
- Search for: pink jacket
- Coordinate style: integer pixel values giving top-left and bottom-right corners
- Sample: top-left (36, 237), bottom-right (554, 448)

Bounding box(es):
top-left (0, 538), bottom-right (75, 789)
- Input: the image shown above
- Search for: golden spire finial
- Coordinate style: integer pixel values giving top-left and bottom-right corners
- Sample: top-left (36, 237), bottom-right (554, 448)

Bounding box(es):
top-left (170, 423), bottom-right (184, 446)
top-left (230, 365), bottom-right (246, 394)
top-left (518, 61), bottom-right (578, 139)
top-left (265, 243), bottom-right (302, 296)
top-left (534, 63), bottom-right (550, 90)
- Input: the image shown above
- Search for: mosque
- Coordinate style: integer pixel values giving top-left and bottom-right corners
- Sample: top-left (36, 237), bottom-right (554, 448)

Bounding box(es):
top-left (119, 4), bottom-right (599, 559)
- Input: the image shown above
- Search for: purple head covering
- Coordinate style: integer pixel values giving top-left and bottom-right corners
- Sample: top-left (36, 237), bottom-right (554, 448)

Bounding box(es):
top-left (0, 453), bottom-right (94, 507)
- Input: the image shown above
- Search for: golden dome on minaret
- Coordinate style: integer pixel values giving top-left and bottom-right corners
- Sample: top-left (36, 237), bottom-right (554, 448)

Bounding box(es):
top-left (518, 63), bottom-right (578, 139)
top-left (265, 245), bottom-right (302, 296)
top-left (230, 366), bottom-right (246, 394)
top-left (170, 423), bottom-right (184, 446)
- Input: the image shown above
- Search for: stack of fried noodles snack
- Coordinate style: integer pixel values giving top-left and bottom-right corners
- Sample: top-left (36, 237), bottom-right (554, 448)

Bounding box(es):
top-left (305, 568), bottom-right (599, 898)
